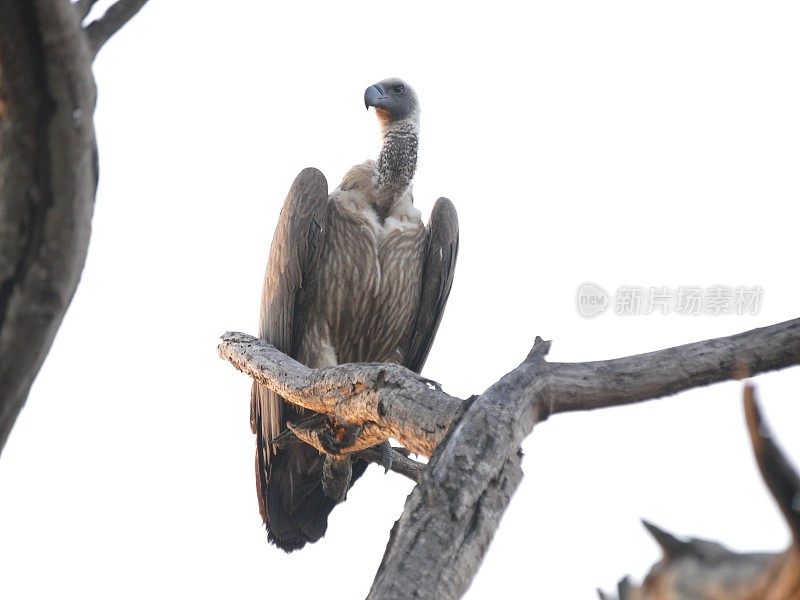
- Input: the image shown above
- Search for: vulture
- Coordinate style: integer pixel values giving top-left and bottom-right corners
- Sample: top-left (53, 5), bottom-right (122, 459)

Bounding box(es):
top-left (250, 78), bottom-right (459, 551)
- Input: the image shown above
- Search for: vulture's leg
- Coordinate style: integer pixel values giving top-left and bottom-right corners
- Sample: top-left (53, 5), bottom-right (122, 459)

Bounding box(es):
top-left (322, 455), bottom-right (352, 502)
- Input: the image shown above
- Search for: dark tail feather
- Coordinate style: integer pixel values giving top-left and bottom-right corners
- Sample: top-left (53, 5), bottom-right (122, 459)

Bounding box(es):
top-left (257, 443), bottom-right (369, 552)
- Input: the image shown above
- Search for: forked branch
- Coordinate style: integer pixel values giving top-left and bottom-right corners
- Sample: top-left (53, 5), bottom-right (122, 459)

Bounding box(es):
top-left (219, 317), bottom-right (800, 599)
top-left (74, 0), bottom-right (100, 20)
top-left (0, 0), bottom-right (150, 456)
top-left (84, 0), bottom-right (149, 57)
top-left (0, 0), bottom-right (97, 454)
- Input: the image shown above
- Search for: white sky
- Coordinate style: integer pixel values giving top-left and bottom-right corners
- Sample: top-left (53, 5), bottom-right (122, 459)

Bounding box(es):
top-left (1, 1), bottom-right (799, 598)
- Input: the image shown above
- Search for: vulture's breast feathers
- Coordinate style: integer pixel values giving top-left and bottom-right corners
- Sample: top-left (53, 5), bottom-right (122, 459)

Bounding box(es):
top-left (311, 160), bottom-right (426, 365)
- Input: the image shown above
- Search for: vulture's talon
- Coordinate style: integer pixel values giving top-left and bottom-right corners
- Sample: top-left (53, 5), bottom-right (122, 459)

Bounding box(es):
top-left (380, 441), bottom-right (393, 474)
top-left (272, 427), bottom-right (299, 448)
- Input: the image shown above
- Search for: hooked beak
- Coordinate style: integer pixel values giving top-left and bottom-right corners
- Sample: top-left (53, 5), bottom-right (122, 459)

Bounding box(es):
top-left (364, 84), bottom-right (387, 109)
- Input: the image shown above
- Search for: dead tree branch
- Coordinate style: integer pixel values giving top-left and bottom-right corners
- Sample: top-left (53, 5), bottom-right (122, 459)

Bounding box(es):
top-left (84, 0), bottom-right (149, 58)
top-left (73, 0), bottom-right (100, 21)
top-left (0, 0), bottom-right (96, 453)
top-left (0, 0), bottom-right (147, 455)
top-left (602, 385), bottom-right (800, 599)
top-left (745, 384), bottom-right (800, 546)
top-left (219, 317), bottom-right (800, 599)
top-left (539, 317), bottom-right (800, 419)
top-left (355, 447), bottom-right (424, 484)
top-left (219, 331), bottom-right (464, 456)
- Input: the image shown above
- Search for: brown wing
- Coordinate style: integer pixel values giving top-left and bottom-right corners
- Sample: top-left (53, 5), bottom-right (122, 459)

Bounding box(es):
top-left (250, 167), bottom-right (331, 550)
top-left (404, 197), bottom-right (459, 374)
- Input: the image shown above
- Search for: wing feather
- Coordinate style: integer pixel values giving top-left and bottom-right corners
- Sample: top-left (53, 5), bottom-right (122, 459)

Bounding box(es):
top-left (249, 167), bottom-right (329, 549)
top-left (404, 197), bottom-right (459, 374)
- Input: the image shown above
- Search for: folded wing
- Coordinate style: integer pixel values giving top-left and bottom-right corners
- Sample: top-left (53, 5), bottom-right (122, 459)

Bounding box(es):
top-left (250, 167), bottom-right (332, 551)
top-left (404, 197), bottom-right (459, 374)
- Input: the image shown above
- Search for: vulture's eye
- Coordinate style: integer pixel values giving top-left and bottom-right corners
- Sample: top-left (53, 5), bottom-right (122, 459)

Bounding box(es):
top-left (393, 84), bottom-right (405, 94)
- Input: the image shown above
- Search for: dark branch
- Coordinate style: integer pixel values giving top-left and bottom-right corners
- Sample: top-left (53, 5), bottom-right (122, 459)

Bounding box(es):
top-left (84, 0), bottom-right (149, 58)
top-left (602, 386), bottom-right (800, 599)
top-left (0, 0), bottom-right (97, 455)
top-left (73, 0), bottom-right (100, 21)
top-left (744, 383), bottom-right (800, 545)
top-left (355, 447), bottom-right (424, 484)
top-left (640, 519), bottom-right (688, 559)
top-left (539, 317), bottom-right (800, 419)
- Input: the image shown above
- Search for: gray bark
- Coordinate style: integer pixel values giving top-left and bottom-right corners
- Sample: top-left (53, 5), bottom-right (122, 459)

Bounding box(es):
top-left (219, 331), bottom-right (465, 457)
top-left (0, 0), bottom-right (148, 455)
top-left (218, 317), bottom-right (800, 599)
top-left (354, 446), bottom-right (424, 484)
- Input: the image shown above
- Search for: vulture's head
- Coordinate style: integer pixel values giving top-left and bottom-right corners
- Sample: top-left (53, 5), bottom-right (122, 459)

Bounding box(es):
top-left (364, 77), bottom-right (419, 132)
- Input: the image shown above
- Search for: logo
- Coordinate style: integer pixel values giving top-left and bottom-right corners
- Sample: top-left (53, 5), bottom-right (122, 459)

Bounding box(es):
top-left (576, 282), bottom-right (610, 318)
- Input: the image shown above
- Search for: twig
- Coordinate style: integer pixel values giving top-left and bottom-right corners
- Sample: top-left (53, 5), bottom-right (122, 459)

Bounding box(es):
top-left (74, 0), bottom-right (100, 21)
top-left (355, 447), bottom-right (425, 484)
top-left (84, 0), bottom-right (149, 58)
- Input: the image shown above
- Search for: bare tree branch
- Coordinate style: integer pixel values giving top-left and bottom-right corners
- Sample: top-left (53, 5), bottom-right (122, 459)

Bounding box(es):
top-left (219, 317), bottom-right (800, 599)
top-left (73, 0), bottom-right (100, 21)
top-left (219, 331), bottom-right (465, 456)
top-left (0, 0), bottom-right (149, 455)
top-left (369, 322), bottom-right (800, 599)
top-left (744, 383), bottom-right (800, 546)
top-left (355, 447), bottom-right (424, 484)
top-left (602, 386), bottom-right (800, 599)
top-left (605, 521), bottom-right (797, 600)
top-left (541, 317), bottom-right (800, 419)
top-left (219, 318), bottom-right (800, 459)
top-left (367, 337), bottom-right (549, 599)
top-left (0, 0), bottom-right (97, 454)
top-left (84, 0), bottom-right (149, 58)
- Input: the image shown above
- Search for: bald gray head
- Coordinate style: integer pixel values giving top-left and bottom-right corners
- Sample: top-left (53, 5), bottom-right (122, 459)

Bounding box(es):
top-left (364, 78), bottom-right (419, 127)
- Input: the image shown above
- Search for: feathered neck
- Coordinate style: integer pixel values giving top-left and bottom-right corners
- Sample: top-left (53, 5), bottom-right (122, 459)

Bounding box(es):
top-left (373, 116), bottom-right (419, 220)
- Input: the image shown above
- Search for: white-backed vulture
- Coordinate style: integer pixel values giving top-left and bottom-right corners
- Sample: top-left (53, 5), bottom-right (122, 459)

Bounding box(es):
top-left (250, 78), bottom-right (459, 551)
